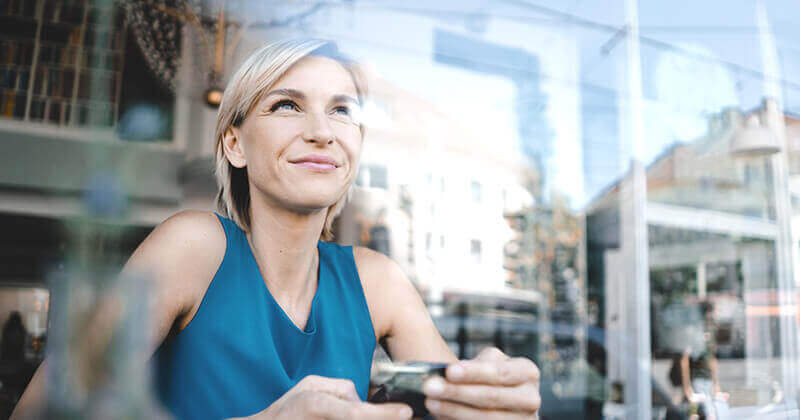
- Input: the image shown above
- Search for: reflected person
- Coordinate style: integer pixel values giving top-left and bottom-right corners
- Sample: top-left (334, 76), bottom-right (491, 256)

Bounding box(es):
top-left (680, 301), bottom-right (724, 419)
top-left (1, 311), bottom-right (27, 362)
top-left (13, 39), bottom-right (540, 420)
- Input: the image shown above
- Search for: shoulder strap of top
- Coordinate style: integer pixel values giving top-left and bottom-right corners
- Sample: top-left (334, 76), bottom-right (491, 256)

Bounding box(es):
top-left (317, 242), bottom-right (376, 343)
top-left (318, 242), bottom-right (358, 282)
top-left (214, 213), bottom-right (240, 252)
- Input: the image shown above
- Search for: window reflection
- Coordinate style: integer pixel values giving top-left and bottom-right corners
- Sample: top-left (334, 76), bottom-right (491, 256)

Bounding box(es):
top-left (2, 0), bottom-right (800, 419)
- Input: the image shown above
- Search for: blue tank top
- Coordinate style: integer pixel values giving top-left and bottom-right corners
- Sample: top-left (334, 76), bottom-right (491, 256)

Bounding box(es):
top-left (154, 214), bottom-right (376, 419)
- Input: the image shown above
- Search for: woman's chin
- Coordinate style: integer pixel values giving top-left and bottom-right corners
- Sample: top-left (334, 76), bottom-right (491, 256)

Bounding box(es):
top-left (284, 197), bottom-right (340, 214)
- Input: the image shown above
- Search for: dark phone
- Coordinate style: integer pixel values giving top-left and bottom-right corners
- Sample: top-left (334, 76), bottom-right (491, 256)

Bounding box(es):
top-left (368, 362), bottom-right (448, 419)
top-left (369, 386), bottom-right (433, 419)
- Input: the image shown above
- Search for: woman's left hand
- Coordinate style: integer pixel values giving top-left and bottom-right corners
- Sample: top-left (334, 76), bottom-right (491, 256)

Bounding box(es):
top-left (421, 347), bottom-right (540, 419)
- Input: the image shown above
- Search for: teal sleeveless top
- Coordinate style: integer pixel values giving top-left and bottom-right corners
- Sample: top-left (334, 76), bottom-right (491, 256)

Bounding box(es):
top-left (154, 214), bottom-right (376, 419)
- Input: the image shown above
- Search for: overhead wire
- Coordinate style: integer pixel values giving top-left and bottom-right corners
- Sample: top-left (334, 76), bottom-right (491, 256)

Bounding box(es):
top-left (303, 0), bottom-right (800, 94)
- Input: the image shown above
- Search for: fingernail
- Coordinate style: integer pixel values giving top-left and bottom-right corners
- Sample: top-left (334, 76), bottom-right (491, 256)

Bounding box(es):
top-left (448, 364), bottom-right (464, 380)
top-left (398, 406), bottom-right (412, 418)
top-left (423, 377), bottom-right (444, 396)
top-left (426, 399), bottom-right (441, 412)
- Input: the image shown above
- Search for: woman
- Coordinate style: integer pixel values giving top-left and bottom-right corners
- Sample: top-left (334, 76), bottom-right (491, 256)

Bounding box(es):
top-left (1, 311), bottom-right (27, 362)
top-left (12, 39), bottom-right (540, 420)
top-left (680, 301), bottom-right (726, 420)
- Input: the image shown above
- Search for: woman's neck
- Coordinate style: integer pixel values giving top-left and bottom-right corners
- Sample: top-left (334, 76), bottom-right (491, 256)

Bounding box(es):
top-left (246, 193), bottom-right (327, 310)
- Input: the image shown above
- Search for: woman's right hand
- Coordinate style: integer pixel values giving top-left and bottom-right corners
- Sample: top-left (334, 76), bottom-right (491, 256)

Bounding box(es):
top-left (246, 375), bottom-right (412, 420)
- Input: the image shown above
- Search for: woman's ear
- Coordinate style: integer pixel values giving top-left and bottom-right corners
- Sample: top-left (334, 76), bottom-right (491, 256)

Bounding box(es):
top-left (222, 127), bottom-right (247, 168)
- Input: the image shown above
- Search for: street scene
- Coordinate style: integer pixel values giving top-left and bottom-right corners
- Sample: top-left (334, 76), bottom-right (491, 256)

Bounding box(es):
top-left (1, 1), bottom-right (799, 419)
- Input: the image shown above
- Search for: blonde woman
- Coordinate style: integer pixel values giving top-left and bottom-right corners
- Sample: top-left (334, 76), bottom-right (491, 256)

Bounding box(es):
top-left (13, 39), bottom-right (540, 420)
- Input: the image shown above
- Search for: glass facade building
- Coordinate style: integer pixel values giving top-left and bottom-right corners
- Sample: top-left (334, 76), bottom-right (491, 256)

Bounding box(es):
top-left (1, 0), bottom-right (799, 418)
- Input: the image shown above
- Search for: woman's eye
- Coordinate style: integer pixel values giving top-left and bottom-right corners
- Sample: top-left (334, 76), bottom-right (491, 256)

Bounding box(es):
top-left (270, 100), bottom-right (299, 112)
top-left (332, 106), bottom-right (351, 116)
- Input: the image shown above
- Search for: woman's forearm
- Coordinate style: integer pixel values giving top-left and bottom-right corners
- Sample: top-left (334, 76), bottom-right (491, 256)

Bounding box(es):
top-left (680, 354), bottom-right (693, 399)
top-left (710, 356), bottom-right (721, 393)
top-left (10, 361), bottom-right (47, 420)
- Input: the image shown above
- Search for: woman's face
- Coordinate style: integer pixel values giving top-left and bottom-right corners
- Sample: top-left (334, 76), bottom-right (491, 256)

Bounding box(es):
top-left (228, 55), bottom-right (362, 214)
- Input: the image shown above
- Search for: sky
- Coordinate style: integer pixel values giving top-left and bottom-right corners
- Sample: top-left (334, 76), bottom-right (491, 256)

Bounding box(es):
top-left (232, 0), bottom-right (800, 206)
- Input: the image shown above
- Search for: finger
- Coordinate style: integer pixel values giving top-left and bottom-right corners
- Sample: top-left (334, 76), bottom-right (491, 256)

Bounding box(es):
top-left (318, 399), bottom-right (412, 420)
top-left (425, 398), bottom-right (533, 420)
top-left (446, 357), bottom-right (540, 386)
top-left (422, 377), bottom-right (540, 412)
top-left (476, 346), bottom-right (510, 362)
top-left (352, 402), bottom-right (413, 420)
top-left (299, 375), bottom-right (360, 401)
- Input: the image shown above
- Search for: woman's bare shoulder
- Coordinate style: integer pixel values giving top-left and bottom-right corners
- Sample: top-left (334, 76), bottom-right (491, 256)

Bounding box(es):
top-left (125, 210), bottom-right (226, 309)
top-left (129, 210), bottom-right (225, 267)
top-left (155, 210), bottom-right (226, 250)
top-left (352, 246), bottom-right (419, 339)
top-left (352, 246), bottom-right (406, 286)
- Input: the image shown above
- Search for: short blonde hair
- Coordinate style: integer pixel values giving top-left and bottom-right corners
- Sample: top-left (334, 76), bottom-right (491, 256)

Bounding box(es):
top-left (214, 39), bottom-right (366, 241)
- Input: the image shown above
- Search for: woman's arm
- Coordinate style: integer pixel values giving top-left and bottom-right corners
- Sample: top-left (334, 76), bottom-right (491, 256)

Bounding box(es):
top-left (11, 211), bottom-right (226, 419)
top-left (354, 246), bottom-right (456, 363)
top-left (354, 247), bottom-right (540, 419)
top-left (710, 355), bottom-right (721, 395)
top-left (680, 351), bottom-right (694, 400)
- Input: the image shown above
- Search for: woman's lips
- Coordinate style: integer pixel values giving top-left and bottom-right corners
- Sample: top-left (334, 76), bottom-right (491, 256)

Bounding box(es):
top-left (292, 161), bottom-right (337, 171)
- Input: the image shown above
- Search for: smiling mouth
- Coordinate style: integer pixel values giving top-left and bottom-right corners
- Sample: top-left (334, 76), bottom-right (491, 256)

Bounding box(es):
top-left (291, 161), bottom-right (338, 171)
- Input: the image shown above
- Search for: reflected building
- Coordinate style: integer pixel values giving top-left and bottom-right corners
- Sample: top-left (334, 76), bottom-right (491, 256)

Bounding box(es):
top-left (0, 3), bottom-right (593, 416)
top-left (3, 0), bottom-right (799, 419)
top-left (587, 99), bottom-right (800, 408)
top-left (334, 73), bottom-right (543, 303)
top-left (0, 0), bottom-right (584, 348)
top-left (504, 195), bottom-right (587, 381)
top-left (0, 7), bottom-right (183, 408)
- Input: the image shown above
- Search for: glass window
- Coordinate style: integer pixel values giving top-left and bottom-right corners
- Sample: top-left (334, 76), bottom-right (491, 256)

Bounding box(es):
top-left (369, 165), bottom-right (388, 189)
top-left (470, 239), bottom-right (482, 264)
top-left (5, 1), bottom-right (800, 419)
top-left (471, 180), bottom-right (482, 203)
top-left (356, 165), bottom-right (388, 189)
top-left (426, 232), bottom-right (432, 255)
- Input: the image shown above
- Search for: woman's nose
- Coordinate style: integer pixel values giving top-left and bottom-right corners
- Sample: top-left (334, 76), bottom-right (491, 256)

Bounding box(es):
top-left (302, 112), bottom-right (335, 145)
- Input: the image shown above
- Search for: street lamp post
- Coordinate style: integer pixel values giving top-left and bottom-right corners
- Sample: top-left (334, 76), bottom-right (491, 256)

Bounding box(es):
top-left (730, 98), bottom-right (799, 403)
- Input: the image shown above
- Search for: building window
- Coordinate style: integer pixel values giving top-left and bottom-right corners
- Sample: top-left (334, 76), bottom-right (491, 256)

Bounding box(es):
top-left (0, 2), bottom-right (174, 139)
top-left (470, 239), bottom-right (482, 263)
top-left (699, 176), bottom-right (713, 191)
top-left (440, 235), bottom-right (445, 249)
top-left (425, 232), bottom-right (432, 255)
top-left (1, 2), bottom-right (123, 127)
top-left (471, 180), bottom-right (482, 203)
top-left (369, 165), bottom-right (388, 189)
top-left (357, 165), bottom-right (388, 189)
top-left (355, 167), bottom-right (368, 187)
top-left (115, 24), bottom-right (175, 141)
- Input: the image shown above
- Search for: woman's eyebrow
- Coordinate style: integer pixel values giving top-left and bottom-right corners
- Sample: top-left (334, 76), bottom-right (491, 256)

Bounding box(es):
top-left (263, 88), bottom-right (306, 101)
top-left (330, 94), bottom-right (360, 106)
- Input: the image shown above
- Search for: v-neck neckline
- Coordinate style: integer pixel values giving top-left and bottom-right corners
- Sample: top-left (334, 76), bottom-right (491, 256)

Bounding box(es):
top-left (240, 230), bottom-right (323, 335)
